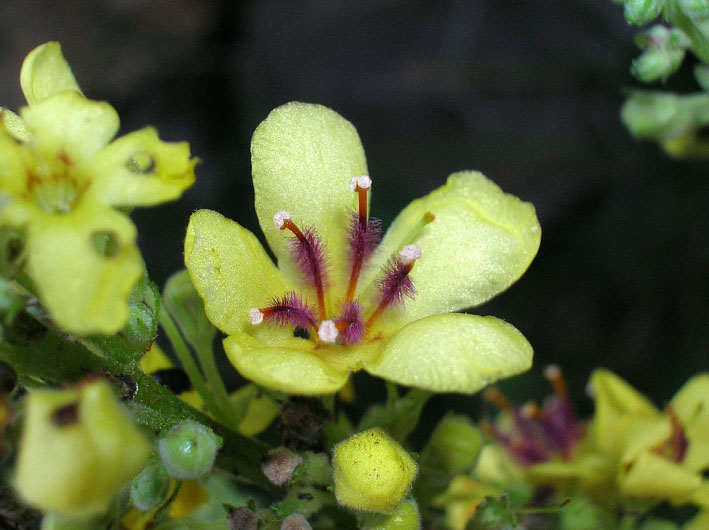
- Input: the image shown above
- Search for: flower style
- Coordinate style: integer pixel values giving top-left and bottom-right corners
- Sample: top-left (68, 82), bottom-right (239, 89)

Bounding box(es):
top-left (0, 42), bottom-right (196, 334)
top-left (185, 102), bottom-right (540, 395)
top-left (588, 369), bottom-right (709, 508)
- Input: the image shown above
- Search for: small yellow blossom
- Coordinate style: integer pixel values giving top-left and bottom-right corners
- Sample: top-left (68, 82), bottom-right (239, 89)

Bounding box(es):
top-left (14, 379), bottom-right (150, 519)
top-left (0, 42), bottom-right (196, 334)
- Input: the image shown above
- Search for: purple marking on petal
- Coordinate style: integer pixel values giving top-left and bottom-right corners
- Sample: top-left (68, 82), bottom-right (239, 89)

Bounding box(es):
top-left (376, 255), bottom-right (416, 308)
top-left (346, 211), bottom-right (382, 266)
top-left (336, 301), bottom-right (366, 345)
top-left (287, 226), bottom-right (329, 290)
top-left (265, 291), bottom-right (316, 330)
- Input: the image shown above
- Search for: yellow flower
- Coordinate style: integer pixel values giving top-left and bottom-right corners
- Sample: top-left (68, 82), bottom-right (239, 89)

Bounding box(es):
top-left (589, 369), bottom-right (709, 508)
top-left (14, 379), bottom-right (150, 519)
top-left (185, 102), bottom-right (540, 395)
top-left (0, 42), bottom-right (196, 334)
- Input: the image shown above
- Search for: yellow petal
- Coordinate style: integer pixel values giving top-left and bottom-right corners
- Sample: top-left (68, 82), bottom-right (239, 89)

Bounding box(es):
top-left (223, 333), bottom-right (350, 395)
top-left (184, 209), bottom-right (294, 335)
top-left (671, 373), bottom-right (709, 472)
top-left (251, 102), bottom-right (368, 287)
top-left (21, 91), bottom-right (119, 167)
top-left (365, 313), bottom-right (533, 394)
top-left (620, 451), bottom-right (701, 502)
top-left (362, 171), bottom-right (541, 324)
top-left (0, 107), bottom-right (31, 141)
top-left (85, 127), bottom-right (196, 207)
top-left (20, 42), bottom-right (82, 105)
top-left (25, 203), bottom-right (143, 335)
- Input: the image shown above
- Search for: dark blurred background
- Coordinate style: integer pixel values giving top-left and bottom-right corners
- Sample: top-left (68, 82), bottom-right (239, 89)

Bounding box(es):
top-left (2, 0), bottom-right (707, 420)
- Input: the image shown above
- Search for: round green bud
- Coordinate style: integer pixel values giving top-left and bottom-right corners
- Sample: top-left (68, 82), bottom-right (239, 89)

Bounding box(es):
top-left (422, 415), bottom-right (482, 476)
top-left (359, 499), bottom-right (421, 530)
top-left (129, 462), bottom-right (170, 511)
top-left (158, 421), bottom-right (223, 479)
top-left (332, 428), bottom-right (418, 514)
top-left (631, 48), bottom-right (684, 83)
top-left (624, 0), bottom-right (661, 26)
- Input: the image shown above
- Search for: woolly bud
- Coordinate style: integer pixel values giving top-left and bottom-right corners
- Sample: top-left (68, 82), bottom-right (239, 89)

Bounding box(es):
top-left (261, 447), bottom-right (303, 486)
top-left (281, 513), bottom-right (313, 530)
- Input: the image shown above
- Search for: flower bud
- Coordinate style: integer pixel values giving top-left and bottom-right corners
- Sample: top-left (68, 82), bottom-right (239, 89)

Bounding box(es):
top-left (227, 506), bottom-right (259, 530)
top-left (421, 415), bottom-right (482, 476)
top-left (262, 447), bottom-right (303, 486)
top-left (129, 462), bottom-right (170, 512)
top-left (14, 380), bottom-right (150, 519)
top-left (41, 512), bottom-right (95, 530)
top-left (681, 0), bottom-right (709, 19)
top-left (332, 428), bottom-right (417, 513)
top-left (620, 92), bottom-right (691, 140)
top-left (624, 0), bottom-right (661, 26)
top-left (632, 48), bottom-right (685, 83)
top-left (158, 421), bottom-right (222, 479)
top-left (281, 513), bottom-right (312, 530)
top-left (359, 499), bottom-right (421, 530)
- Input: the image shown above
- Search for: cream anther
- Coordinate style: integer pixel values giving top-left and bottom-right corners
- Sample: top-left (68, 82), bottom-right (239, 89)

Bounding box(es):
top-left (318, 320), bottom-right (338, 343)
top-left (349, 175), bottom-right (372, 191)
top-left (544, 364), bottom-right (561, 380)
top-left (273, 210), bottom-right (291, 229)
top-left (399, 244), bottom-right (421, 265)
top-left (249, 308), bottom-right (264, 325)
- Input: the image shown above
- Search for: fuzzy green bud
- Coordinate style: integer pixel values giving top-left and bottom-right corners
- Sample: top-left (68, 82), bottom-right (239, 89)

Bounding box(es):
top-left (129, 461), bottom-right (170, 511)
top-left (620, 91), bottom-right (691, 139)
top-left (624, 0), bottom-right (662, 26)
top-left (14, 380), bottom-right (150, 519)
top-left (632, 48), bottom-right (685, 83)
top-left (332, 428), bottom-right (418, 514)
top-left (158, 421), bottom-right (222, 479)
top-left (681, 0), bottom-right (709, 19)
top-left (421, 415), bottom-right (482, 476)
top-left (359, 499), bottom-right (421, 530)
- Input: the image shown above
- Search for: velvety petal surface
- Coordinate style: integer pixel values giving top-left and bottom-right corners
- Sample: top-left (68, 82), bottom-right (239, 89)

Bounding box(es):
top-left (0, 108), bottom-right (31, 141)
top-left (20, 42), bottom-right (82, 105)
top-left (365, 313), bottom-right (533, 394)
top-left (86, 127), bottom-right (196, 207)
top-left (25, 203), bottom-right (142, 335)
top-left (364, 171), bottom-right (541, 324)
top-left (224, 333), bottom-right (350, 395)
top-left (21, 92), bottom-right (119, 166)
top-left (184, 209), bottom-right (294, 335)
top-left (251, 102), bottom-right (368, 287)
top-left (620, 451), bottom-right (701, 501)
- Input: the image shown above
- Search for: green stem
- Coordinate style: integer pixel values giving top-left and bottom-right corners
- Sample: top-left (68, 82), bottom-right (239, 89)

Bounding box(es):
top-left (157, 303), bottom-right (227, 425)
top-left (666, 0), bottom-right (709, 64)
top-left (192, 335), bottom-right (242, 432)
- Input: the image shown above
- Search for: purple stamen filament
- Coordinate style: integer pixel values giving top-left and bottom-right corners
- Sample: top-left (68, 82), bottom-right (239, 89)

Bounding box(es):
top-left (345, 183), bottom-right (371, 303)
top-left (280, 218), bottom-right (328, 321)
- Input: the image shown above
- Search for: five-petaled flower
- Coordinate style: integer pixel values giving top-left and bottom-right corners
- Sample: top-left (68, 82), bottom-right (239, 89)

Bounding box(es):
top-left (185, 102), bottom-right (540, 395)
top-left (0, 42), bottom-right (196, 334)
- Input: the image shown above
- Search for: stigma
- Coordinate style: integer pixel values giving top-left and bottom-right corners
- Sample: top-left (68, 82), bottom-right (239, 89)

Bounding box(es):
top-left (252, 176), bottom-right (432, 346)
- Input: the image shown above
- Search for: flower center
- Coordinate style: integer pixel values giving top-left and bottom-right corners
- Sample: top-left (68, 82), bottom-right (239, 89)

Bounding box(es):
top-left (24, 144), bottom-right (84, 214)
top-left (482, 365), bottom-right (585, 465)
top-left (249, 176), bottom-right (434, 346)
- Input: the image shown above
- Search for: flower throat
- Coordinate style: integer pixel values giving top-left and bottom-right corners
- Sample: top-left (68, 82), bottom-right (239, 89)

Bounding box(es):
top-left (249, 176), bottom-right (433, 345)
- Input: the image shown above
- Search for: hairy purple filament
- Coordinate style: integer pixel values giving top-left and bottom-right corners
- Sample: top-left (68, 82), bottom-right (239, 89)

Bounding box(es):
top-left (345, 211), bottom-right (382, 302)
top-left (335, 301), bottom-right (366, 345)
top-left (261, 291), bottom-right (317, 331)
